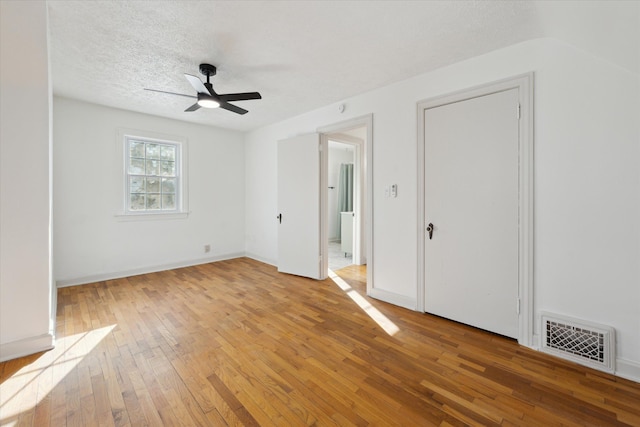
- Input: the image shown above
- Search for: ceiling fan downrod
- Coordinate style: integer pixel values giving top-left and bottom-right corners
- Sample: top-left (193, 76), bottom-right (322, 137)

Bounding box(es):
top-left (199, 63), bottom-right (217, 84)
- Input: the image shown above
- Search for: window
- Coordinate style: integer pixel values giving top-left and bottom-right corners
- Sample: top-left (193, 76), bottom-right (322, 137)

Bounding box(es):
top-left (120, 132), bottom-right (187, 217)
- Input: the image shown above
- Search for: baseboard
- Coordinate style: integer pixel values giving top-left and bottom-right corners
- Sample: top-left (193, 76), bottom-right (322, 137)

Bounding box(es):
top-left (244, 252), bottom-right (277, 267)
top-left (616, 358), bottom-right (640, 383)
top-left (368, 287), bottom-right (416, 310)
top-left (531, 335), bottom-right (638, 383)
top-left (530, 333), bottom-right (541, 351)
top-left (0, 333), bottom-right (54, 363)
top-left (56, 252), bottom-right (245, 288)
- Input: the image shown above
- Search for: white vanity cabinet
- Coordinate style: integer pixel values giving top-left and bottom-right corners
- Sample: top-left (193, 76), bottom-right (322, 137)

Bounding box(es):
top-left (340, 212), bottom-right (354, 256)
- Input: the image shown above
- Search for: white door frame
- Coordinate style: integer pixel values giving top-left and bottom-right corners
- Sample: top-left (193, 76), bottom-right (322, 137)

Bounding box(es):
top-left (416, 74), bottom-right (534, 347)
top-left (318, 114), bottom-right (373, 293)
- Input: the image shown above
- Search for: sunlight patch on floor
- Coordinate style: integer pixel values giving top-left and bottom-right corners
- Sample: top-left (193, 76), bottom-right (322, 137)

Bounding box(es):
top-left (0, 325), bottom-right (116, 424)
top-left (328, 269), bottom-right (399, 336)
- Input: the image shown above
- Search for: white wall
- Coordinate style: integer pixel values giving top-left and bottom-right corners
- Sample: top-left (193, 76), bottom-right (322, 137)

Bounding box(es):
top-left (328, 142), bottom-right (355, 240)
top-left (54, 97), bottom-right (246, 285)
top-left (0, 1), bottom-right (55, 360)
top-left (244, 38), bottom-right (640, 379)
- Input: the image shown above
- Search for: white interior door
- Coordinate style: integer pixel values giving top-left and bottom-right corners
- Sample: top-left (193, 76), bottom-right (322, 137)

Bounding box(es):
top-left (424, 88), bottom-right (519, 338)
top-left (277, 133), bottom-right (324, 280)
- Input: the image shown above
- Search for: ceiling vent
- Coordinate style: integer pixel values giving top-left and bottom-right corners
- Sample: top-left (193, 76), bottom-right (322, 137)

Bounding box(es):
top-left (541, 312), bottom-right (615, 374)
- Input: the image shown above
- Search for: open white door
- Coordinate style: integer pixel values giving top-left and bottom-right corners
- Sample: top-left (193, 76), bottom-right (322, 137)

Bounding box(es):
top-left (277, 133), bottom-right (325, 280)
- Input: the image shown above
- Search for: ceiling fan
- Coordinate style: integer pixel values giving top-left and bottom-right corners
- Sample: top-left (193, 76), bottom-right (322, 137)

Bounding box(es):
top-left (144, 63), bottom-right (261, 115)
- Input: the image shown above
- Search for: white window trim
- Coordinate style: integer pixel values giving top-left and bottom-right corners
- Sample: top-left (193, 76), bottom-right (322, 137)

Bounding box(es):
top-left (115, 128), bottom-right (189, 221)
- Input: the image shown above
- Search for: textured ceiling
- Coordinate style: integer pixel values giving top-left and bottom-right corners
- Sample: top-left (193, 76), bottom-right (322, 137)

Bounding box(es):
top-left (47, 1), bottom-right (639, 132)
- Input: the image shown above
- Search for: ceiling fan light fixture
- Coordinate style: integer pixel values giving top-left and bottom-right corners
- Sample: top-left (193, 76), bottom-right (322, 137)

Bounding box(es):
top-left (197, 93), bottom-right (220, 108)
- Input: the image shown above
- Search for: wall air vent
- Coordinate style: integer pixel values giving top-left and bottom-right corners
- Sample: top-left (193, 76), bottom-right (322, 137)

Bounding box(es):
top-left (541, 312), bottom-right (615, 373)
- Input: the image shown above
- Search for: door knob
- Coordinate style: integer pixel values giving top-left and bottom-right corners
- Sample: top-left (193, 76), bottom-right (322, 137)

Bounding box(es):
top-left (426, 223), bottom-right (434, 240)
top-left (277, 213), bottom-right (282, 224)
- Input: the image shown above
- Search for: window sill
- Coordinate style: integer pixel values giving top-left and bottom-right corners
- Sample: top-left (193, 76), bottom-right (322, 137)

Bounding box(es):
top-left (114, 211), bottom-right (190, 221)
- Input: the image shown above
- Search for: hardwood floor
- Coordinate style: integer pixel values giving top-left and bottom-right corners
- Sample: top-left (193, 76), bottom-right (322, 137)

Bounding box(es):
top-left (1, 257), bottom-right (639, 426)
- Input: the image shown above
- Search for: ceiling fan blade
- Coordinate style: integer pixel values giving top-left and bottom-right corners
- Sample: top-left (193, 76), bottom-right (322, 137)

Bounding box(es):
top-left (218, 92), bottom-right (262, 102)
top-left (144, 88), bottom-right (196, 99)
top-left (219, 102), bottom-right (248, 115)
top-left (185, 74), bottom-right (209, 94)
top-left (185, 102), bottom-right (201, 112)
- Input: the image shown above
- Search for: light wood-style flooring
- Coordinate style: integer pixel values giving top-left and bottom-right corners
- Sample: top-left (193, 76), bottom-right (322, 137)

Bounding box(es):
top-left (1, 258), bottom-right (639, 426)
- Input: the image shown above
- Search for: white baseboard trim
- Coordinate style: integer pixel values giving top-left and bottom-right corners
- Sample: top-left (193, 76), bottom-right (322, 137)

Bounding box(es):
top-left (530, 333), bottom-right (541, 351)
top-left (368, 287), bottom-right (416, 310)
top-left (244, 252), bottom-right (277, 267)
top-left (56, 252), bottom-right (246, 288)
top-left (616, 358), bottom-right (640, 383)
top-left (531, 335), bottom-right (638, 383)
top-left (0, 333), bottom-right (54, 363)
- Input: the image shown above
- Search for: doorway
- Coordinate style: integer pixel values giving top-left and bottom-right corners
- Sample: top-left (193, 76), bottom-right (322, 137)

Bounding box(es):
top-left (327, 140), bottom-right (356, 271)
top-left (417, 74), bottom-right (533, 346)
top-left (319, 115), bottom-right (372, 292)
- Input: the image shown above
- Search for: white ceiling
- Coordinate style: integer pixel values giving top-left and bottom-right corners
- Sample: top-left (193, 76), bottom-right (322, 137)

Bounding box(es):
top-left (47, 1), bottom-right (639, 133)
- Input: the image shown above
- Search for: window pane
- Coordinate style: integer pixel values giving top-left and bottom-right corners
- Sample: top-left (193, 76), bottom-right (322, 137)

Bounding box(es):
top-left (146, 159), bottom-right (159, 176)
top-left (146, 194), bottom-right (161, 210)
top-left (162, 178), bottom-right (176, 193)
top-left (146, 177), bottom-right (160, 193)
top-left (130, 194), bottom-right (145, 210)
top-left (160, 161), bottom-right (175, 176)
top-left (129, 158), bottom-right (145, 174)
top-left (161, 145), bottom-right (176, 161)
top-left (130, 141), bottom-right (145, 158)
top-left (126, 137), bottom-right (182, 214)
top-left (162, 194), bottom-right (175, 210)
top-left (129, 176), bottom-right (145, 193)
top-left (146, 144), bottom-right (161, 159)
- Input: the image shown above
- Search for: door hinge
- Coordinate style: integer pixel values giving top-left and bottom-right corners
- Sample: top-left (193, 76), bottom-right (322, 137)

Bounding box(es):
top-left (517, 103), bottom-right (521, 120)
top-left (516, 298), bottom-right (521, 315)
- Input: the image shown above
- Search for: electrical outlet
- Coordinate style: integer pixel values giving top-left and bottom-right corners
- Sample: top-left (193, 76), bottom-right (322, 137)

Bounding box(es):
top-left (204, 244), bottom-right (211, 253)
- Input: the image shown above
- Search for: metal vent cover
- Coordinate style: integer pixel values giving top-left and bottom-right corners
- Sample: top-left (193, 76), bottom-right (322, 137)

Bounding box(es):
top-left (541, 312), bottom-right (615, 373)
